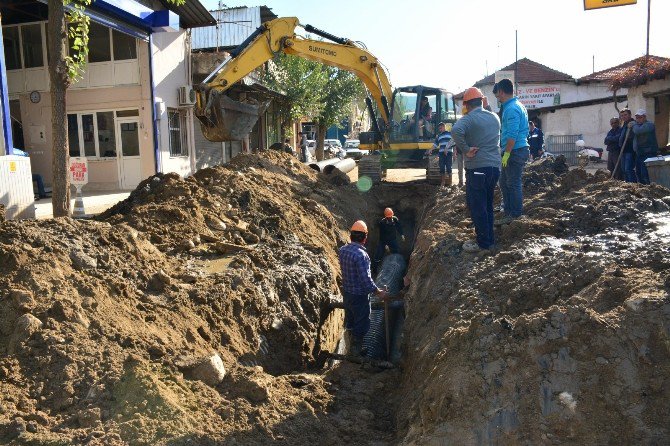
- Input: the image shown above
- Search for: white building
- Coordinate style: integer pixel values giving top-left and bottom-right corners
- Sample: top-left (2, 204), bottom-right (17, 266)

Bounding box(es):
top-left (1, 0), bottom-right (215, 193)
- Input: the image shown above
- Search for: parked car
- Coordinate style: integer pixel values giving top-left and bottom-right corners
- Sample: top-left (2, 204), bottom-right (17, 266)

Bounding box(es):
top-left (343, 139), bottom-right (366, 160)
top-left (325, 139), bottom-right (343, 149)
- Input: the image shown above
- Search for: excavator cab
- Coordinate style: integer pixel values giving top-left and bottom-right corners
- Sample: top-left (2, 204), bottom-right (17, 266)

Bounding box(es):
top-left (388, 86), bottom-right (456, 143)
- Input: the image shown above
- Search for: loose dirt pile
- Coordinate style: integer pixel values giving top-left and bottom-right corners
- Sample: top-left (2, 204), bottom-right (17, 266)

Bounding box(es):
top-left (398, 159), bottom-right (670, 444)
top-left (0, 152), bottom-right (430, 445)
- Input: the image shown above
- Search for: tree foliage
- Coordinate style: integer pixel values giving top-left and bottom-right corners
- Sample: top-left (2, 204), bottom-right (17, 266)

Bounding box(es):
top-left (262, 52), bottom-right (364, 159)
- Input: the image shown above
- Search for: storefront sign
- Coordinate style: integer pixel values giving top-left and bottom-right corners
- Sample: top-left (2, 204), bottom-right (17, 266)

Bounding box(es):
top-left (516, 85), bottom-right (561, 109)
top-left (69, 157), bottom-right (89, 186)
top-left (584, 0), bottom-right (636, 10)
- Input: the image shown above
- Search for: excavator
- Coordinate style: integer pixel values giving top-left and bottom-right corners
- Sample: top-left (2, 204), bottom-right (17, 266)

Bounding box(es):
top-left (194, 17), bottom-right (457, 182)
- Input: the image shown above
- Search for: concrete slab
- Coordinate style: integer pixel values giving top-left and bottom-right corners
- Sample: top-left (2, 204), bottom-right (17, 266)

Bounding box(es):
top-left (34, 191), bottom-right (130, 220)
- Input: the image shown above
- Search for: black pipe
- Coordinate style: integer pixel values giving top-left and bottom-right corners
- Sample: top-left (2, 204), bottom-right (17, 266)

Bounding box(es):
top-left (362, 254), bottom-right (406, 361)
top-left (229, 24), bottom-right (267, 58)
top-left (303, 24), bottom-right (349, 45)
top-left (365, 97), bottom-right (382, 137)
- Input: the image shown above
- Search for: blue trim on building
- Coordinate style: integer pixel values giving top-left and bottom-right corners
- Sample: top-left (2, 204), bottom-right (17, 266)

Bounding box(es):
top-left (0, 22), bottom-right (14, 154)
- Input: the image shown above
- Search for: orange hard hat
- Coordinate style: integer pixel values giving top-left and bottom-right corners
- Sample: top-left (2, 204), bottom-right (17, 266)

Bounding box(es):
top-left (351, 220), bottom-right (368, 233)
top-left (463, 87), bottom-right (484, 102)
top-left (384, 207), bottom-right (394, 218)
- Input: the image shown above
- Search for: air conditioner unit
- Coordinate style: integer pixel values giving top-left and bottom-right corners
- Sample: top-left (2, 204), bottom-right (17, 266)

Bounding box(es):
top-left (178, 85), bottom-right (196, 106)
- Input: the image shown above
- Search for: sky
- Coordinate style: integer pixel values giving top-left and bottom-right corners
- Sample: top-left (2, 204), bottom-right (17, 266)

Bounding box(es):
top-left (200, 0), bottom-right (670, 93)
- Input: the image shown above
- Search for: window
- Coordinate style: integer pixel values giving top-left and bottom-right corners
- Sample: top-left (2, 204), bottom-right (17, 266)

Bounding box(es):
top-left (68, 114), bottom-right (80, 157)
top-left (3, 26), bottom-right (21, 70)
top-left (113, 30), bottom-right (137, 60)
top-left (97, 112), bottom-right (117, 157)
top-left (21, 24), bottom-right (43, 68)
top-left (168, 109), bottom-right (188, 157)
top-left (67, 109), bottom-right (134, 158)
top-left (88, 22), bottom-right (111, 63)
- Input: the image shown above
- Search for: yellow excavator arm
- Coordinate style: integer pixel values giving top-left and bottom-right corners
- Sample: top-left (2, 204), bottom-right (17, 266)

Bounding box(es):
top-left (195, 17), bottom-right (393, 141)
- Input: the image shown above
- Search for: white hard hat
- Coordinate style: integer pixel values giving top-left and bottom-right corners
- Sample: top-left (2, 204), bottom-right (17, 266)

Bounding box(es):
top-left (575, 139), bottom-right (585, 147)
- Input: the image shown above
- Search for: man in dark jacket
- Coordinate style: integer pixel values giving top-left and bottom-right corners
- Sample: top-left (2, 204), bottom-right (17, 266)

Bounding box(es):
top-left (631, 108), bottom-right (658, 185)
top-left (618, 109), bottom-right (637, 182)
top-left (374, 207), bottom-right (404, 268)
top-left (604, 117), bottom-right (623, 180)
top-left (528, 120), bottom-right (544, 161)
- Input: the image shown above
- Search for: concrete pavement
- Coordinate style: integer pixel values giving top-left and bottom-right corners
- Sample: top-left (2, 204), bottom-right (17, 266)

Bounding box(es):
top-left (34, 191), bottom-right (131, 219)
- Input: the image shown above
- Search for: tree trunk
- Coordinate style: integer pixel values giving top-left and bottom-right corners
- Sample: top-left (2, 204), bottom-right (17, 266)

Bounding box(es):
top-left (48, 0), bottom-right (71, 217)
top-left (316, 123), bottom-right (327, 161)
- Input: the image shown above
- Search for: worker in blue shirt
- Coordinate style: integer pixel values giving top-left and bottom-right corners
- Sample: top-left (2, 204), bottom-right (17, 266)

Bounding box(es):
top-left (339, 220), bottom-right (388, 356)
top-left (494, 79), bottom-right (529, 223)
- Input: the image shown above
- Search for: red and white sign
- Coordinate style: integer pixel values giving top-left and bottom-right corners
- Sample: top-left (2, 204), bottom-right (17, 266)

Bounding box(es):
top-left (69, 157), bottom-right (89, 186)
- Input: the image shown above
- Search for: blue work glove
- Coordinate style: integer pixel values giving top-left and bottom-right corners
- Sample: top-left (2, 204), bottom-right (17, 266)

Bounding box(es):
top-left (502, 151), bottom-right (511, 168)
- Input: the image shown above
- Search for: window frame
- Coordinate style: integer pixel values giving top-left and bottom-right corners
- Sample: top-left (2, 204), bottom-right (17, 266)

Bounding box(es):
top-left (67, 108), bottom-right (139, 159)
top-left (85, 25), bottom-right (138, 65)
top-left (2, 21), bottom-right (47, 71)
top-left (168, 108), bottom-right (189, 158)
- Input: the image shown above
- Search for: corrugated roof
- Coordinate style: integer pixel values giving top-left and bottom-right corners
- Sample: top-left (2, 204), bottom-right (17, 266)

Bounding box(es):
top-left (473, 58), bottom-right (574, 86)
top-left (158, 0), bottom-right (216, 29)
top-left (191, 6), bottom-right (277, 51)
top-left (579, 55), bottom-right (670, 86)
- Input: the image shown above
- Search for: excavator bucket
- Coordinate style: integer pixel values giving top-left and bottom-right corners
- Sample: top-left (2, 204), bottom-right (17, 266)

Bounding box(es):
top-left (196, 92), bottom-right (270, 142)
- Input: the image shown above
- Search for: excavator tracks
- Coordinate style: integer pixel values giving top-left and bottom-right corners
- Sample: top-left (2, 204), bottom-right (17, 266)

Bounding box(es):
top-left (358, 154), bottom-right (384, 183)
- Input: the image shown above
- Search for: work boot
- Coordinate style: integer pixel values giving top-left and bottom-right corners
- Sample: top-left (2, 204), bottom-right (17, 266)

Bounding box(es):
top-left (446, 176), bottom-right (453, 187)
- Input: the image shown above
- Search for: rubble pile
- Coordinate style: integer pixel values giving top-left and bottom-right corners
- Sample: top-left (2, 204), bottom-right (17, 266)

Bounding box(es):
top-left (398, 163), bottom-right (670, 444)
top-left (0, 152), bottom-right (424, 445)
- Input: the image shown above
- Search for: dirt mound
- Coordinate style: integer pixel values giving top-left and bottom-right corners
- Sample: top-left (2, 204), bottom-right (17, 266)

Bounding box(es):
top-left (398, 168), bottom-right (670, 444)
top-left (0, 151), bottom-right (430, 445)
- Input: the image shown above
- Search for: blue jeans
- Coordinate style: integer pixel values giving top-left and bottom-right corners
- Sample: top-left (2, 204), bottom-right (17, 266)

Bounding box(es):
top-left (375, 238), bottom-right (399, 265)
top-left (439, 151), bottom-right (453, 174)
top-left (466, 166), bottom-right (500, 249)
top-left (635, 149), bottom-right (656, 185)
top-left (623, 152), bottom-right (637, 183)
top-left (499, 147), bottom-right (529, 217)
top-left (32, 174), bottom-right (47, 198)
top-left (342, 291), bottom-right (371, 338)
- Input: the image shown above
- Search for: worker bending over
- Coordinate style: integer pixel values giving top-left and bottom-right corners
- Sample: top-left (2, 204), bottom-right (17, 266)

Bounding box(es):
top-left (374, 208), bottom-right (405, 269)
top-left (339, 220), bottom-right (389, 356)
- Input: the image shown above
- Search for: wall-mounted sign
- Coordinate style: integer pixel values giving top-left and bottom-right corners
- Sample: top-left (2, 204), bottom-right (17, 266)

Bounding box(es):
top-left (516, 85), bottom-right (561, 109)
top-left (584, 0), bottom-right (636, 10)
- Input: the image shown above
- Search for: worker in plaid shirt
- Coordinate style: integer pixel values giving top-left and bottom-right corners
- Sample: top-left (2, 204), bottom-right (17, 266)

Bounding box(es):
top-left (339, 220), bottom-right (388, 356)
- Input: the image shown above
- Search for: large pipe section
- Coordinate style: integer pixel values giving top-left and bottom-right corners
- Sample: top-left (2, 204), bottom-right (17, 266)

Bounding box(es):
top-left (323, 158), bottom-right (356, 175)
top-left (363, 254), bottom-right (406, 361)
top-left (308, 157), bottom-right (341, 172)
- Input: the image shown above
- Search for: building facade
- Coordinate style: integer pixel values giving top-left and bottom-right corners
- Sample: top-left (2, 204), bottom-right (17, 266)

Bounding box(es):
top-left (1, 0), bottom-right (214, 192)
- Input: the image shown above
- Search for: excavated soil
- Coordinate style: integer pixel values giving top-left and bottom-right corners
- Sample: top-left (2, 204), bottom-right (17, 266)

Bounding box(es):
top-left (1, 154), bottom-right (669, 445)
top-left (0, 152), bottom-right (430, 445)
top-left (398, 158), bottom-right (670, 444)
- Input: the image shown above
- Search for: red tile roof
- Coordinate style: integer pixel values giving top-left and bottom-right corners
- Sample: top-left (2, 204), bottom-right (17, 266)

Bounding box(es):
top-left (473, 58), bottom-right (574, 87)
top-left (578, 55), bottom-right (670, 85)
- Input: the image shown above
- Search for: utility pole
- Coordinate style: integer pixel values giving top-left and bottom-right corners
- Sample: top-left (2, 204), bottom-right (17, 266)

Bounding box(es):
top-left (514, 30), bottom-right (518, 94)
top-left (646, 0), bottom-right (651, 58)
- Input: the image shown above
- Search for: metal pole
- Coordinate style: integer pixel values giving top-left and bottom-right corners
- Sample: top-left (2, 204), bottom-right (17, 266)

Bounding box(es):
top-left (646, 0), bottom-right (651, 58)
top-left (514, 30), bottom-right (518, 94)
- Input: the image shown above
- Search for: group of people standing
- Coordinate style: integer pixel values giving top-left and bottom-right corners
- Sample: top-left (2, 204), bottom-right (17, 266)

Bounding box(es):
top-left (449, 78), bottom-right (530, 253)
top-left (605, 108), bottom-right (659, 184)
